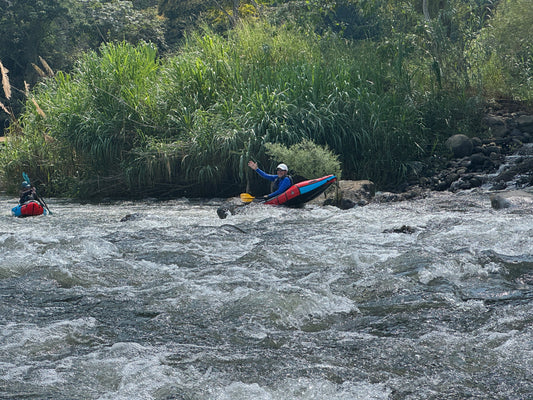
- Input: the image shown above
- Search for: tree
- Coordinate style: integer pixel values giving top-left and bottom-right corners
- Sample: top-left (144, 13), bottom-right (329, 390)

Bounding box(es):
top-left (0, 0), bottom-right (165, 135)
top-left (158, 0), bottom-right (262, 47)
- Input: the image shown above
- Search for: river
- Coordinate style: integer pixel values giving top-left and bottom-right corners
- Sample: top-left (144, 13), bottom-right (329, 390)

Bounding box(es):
top-left (1, 190), bottom-right (532, 399)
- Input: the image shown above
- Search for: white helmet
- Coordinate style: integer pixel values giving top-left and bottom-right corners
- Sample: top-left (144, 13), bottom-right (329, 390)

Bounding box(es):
top-left (276, 163), bottom-right (288, 171)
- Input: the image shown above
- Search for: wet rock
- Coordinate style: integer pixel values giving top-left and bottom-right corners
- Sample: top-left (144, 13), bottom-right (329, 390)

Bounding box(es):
top-left (445, 134), bottom-right (473, 158)
top-left (495, 158), bottom-right (533, 183)
top-left (449, 175), bottom-right (483, 192)
top-left (217, 207), bottom-right (230, 219)
top-left (482, 115), bottom-right (508, 137)
top-left (490, 190), bottom-right (533, 210)
top-left (383, 225), bottom-right (416, 234)
top-left (120, 213), bottom-right (141, 222)
top-left (490, 194), bottom-right (511, 209)
top-left (517, 115), bottom-right (533, 133)
top-left (375, 187), bottom-right (426, 203)
top-left (217, 197), bottom-right (246, 219)
top-left (490, 181), bottom-right (507, 191)
top-left (317, 180), bottom-right (375, 208)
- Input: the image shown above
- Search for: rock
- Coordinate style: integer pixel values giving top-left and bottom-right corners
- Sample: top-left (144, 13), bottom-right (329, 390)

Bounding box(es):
top-left (490, 181), bottom-right (507, 191)
top-left (383, 225), bottom-right (416, 234)
top-left (375, 187), bottom-right (426, 202)
top-left (482, 115), bottom-right (508, 137)
top-left (217, 207), bottom-right (230, 219)
top-left (471, 137), bottom-right (482, 147)
top-left (496, 158), bottom-right (533, 183)
top-left (469, 153), bottom-right (489, 168)
top-left (445, 134), bottom-right (473, 158)
top-left (120, 213), bottom-right (141, 222)
top-left (490, 190), bottom-right (533, 210)
top-left (449, 175), bottom-right (483, 191)
top-left (490, 194), bottom-right (511, 209)
top-left (516, 143), bottom-right (533, 156)
top-left (482, 144), bottom-right (501, 156)
top-left (316, 179), bottom-right (375, 208)
top-left (517, 115), bottom-right (533, 133)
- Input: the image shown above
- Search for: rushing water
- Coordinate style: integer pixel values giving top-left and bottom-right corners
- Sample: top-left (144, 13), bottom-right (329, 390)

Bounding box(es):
top-left (1, 190), bottom-right (532, 400)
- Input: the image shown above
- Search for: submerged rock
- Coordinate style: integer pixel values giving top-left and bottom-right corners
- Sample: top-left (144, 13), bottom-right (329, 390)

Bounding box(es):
top-left (490, 194), bottom-right (511, 209)
top-left (383, 225), bottom-right (416, 234)
top-left (120, 213), bottom-right (141, 222)
top-left (490, 190), bottom-right (533, 210)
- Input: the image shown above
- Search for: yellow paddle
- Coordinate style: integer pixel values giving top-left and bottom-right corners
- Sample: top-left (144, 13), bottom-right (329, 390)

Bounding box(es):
top-left (240, 193), bottom-right (256, 203)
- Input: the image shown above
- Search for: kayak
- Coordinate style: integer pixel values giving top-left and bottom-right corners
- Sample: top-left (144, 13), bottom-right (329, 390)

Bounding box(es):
top-left (12, 201), bottom-right (46, 217)
top-left (217, 174), bottom-right (337, 219)
top-left (264, 174), bottom-right (337, 207)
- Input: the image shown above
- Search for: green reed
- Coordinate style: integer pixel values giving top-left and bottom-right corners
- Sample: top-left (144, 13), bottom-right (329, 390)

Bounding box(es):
top-left (1, 18), bottom-right (488, 197)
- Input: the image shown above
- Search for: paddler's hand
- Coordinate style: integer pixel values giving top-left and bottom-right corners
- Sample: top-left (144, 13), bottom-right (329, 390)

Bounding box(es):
top-left (248, 160), bottom-right (258, 170)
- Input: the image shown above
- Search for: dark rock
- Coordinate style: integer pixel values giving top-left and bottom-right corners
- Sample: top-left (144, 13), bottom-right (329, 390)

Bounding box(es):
top-left (383, 225), bottom-right (416, 234)
top-left (482, 144), bottom-right (501, 156)
top-left (445, 134), bottom-right (473, 158)
top-left (490, 194), bottom-right (511, 209)
top-left (217, 207), bottom-right (230, 219)
top-left (490, 181), bottom-right (507, 191)
top-left (482, 115), bottom-right (508, 137)
top-left (316, 180), bottom-right (375, 208)
top-left (490, 190), bottom-right (533, 210)
top-left (120, 213), bottom-right (141, 222)
top-left (496, 158), bottom-right (533, 183)
top-left (471, 137), bottom-right (483, 147)
top-left (517, 115), bottom-right (533, 133)
top-left (340, 198), bottom-right (357, 209)
top-left (469, 153), bottom-right (488, 167)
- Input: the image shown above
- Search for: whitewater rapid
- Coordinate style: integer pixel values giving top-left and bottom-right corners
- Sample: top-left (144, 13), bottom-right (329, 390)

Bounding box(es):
top-left (1, 190), bottom-right (531, 399)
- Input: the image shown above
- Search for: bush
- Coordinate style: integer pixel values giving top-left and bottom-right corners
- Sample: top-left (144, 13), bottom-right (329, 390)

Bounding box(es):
top-left (264, 139), bottom-right (342, 179)
top-left (472, 0), bottom-right (533, 101)
top-left (1, 16), bottom-right (496, 198)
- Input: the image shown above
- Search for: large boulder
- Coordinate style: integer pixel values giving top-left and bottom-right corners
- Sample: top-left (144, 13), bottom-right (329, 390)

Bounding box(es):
top-left (517, 115), bottom-right (533, 133)
top-left (310, 179), bottom-right (376, 209)
top-left (482, 115), bottom-right (508, 137)
top-left (445, 134), bottom-right (473, 158)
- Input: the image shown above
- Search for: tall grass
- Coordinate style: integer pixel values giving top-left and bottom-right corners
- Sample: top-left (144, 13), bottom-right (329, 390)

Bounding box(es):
top-left (2, 18), bottom-right (490, 198)
top-left (470, 0), bottom-right (533, 102)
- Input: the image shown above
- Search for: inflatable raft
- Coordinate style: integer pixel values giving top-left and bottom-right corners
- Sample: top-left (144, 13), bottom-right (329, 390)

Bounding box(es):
top-left (264, 174), bottom-right (337, 207)
top-left (12, 201), bottom-right (46, 217)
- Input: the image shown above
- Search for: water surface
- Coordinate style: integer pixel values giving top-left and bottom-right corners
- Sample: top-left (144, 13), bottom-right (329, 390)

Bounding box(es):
top-left (1, 191), bottom-right (531, 399)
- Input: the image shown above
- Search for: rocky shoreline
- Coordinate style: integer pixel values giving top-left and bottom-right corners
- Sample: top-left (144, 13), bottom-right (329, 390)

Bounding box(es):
top-left (325, 102), bottom-right (533, 209)
top-left (218, 102), bottom-right (533, 218)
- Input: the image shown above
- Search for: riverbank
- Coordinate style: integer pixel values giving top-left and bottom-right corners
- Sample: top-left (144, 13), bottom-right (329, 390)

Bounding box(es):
top-left (326, 100), bottom-right (533, 208)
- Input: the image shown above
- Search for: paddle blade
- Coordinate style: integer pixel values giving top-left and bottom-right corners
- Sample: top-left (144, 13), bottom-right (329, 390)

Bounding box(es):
top-left (240, 193), bottom-right (255, 203)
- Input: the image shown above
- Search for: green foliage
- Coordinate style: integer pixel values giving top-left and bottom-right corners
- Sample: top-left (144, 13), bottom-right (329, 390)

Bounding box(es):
top-left (0, 0), bottom-right (165, 135)
top-left (471, 0), bottom-right (533, 101)
top-left (3, 1), bottom-right (532, 198)
top-left (264, 140), bottom-right (342, 179)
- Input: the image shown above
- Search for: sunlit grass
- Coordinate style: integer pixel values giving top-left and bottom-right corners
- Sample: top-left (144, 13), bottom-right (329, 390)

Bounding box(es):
top-left (2, 14), bottom-right (506, 197)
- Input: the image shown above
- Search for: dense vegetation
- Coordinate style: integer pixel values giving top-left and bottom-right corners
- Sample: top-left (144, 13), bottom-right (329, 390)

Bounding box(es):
top-left (1, 0), bottom-right (532, 198)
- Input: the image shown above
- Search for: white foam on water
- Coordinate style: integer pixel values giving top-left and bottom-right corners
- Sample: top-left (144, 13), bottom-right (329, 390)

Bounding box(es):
top-left (210, 379), bottom-right (391, 400)
top-left (1, 192), bottom-right (532, 399)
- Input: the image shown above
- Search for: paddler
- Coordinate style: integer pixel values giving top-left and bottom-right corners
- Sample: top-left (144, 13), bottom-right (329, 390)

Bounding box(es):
top-left (19, 181), bottom-right (38, 205)
top-left (248, 160), bottom-right (293, 200)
